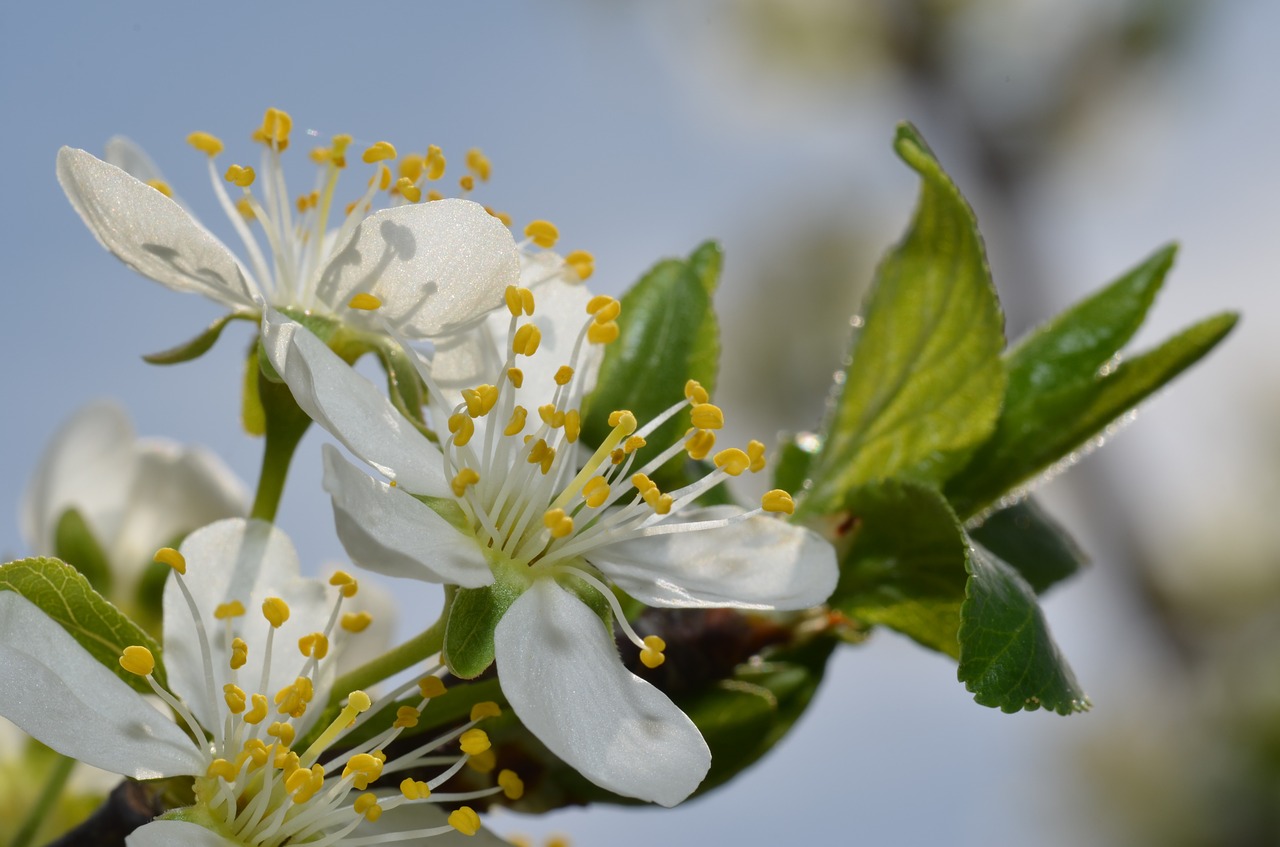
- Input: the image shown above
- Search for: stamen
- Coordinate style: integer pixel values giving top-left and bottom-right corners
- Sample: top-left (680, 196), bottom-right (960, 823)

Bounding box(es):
top-left (762, 489), bottom-right (795, 515)
top-left (341, 611), bottom-right (373, 632)
top-left (119, 645), bottom-right (155, 676)
top-left (154, 547), bottom-right (186, 574)
top-left (263, 597), bottom-right (291, 628)
top-left (215, 601), bottom-right (246, 619)
top-left (639, 635), bottom-right (666, 669)
top-left (747, 439), bottom-right (768, 473)
top-left (565, 250), bottom-right (594, 281)
top-left (362, 141), bottom-right (397, 163)
top-left (713, 448), bottom-right (750, 476)
top-left (524, 220), bottom-right (559, 249)
top-left (187, 131), bottom-right (224, 157)
top-left (691, 403), bottom-right (725, 430)
top-left (449, 807), bottom-right (481, 836)
top-left (349, 293), bottom-right (382, 311)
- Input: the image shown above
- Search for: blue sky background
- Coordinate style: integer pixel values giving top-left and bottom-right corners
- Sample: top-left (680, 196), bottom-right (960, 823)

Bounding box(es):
top-left (2, 2), bottom-right (1277, 844)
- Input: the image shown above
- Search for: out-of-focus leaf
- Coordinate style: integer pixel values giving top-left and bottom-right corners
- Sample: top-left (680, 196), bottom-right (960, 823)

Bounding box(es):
top-left (968, 497), bottom-right (1087, 594)
top-left (771, 433), bottom-right (820, 496)
top-left (52, 509), bottom-right (112, 596)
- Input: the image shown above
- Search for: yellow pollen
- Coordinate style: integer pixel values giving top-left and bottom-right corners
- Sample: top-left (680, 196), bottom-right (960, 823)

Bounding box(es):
top-left (460, 728), bottom-right (491, 756)
top-left (587, 321), bottom-right (620, 345)
top-left (348, 292), bottom-right (382, 311)
top-left (748, 440), bottom-right (768, 473)
top-left (499, 769), bottom-right (525, 800)
top-left (186, 131), bottom-right (224, 157)
top-left (223, 164), bottom-right (255, 188)
top-left (565, 250), bottom-right (594, 281)
top-left (400, 777), bottom-right (431, 800)
top-left (524, 220), bottom-right (559, 249)
top-left (119, 645), bottom-right (154, 677)
top-left (425, 145), bottom-right (446, 180)
top-left (393, 706), bottom-right (420, 729)
top-left (762, 489), bottom-right (796, 515)
top-left (507, 367), bottom-right (525, 388)
top-left (419, 676), bottom-right (447, 698)
top-left (154, 547), bottom-right (186, 574)
top-left (685, 429), bottom-right (716, 461)
top-left (268, 722), bottom-right (296, 746)
top-left (583, 476), bottom-right (610, 508)
top-left (564, 409), bottom-right (581, 443)
top-left (214, 600), bottom-right (245, 620)
top-left (262, 597), bottom-right (291, 628)
top-left (449, 807), bottom-right (482, 837)
top-left (146, 179), bottom-right (174, 197)
top-left (362, 140), bottom-right (397, 163)
top-left (395, 177), bottom-right (422, 203)
top-left (466, 148), bottom-right (492, 182)
top-left (448, 412), bottom-right (475, 447)
top-left (470, 701), bottom-right (502, 721)
top-left (640, 635), bottom-right (667, 669)
top-left (459, 174), bottom-right (475, 192)
top-left (452, 467), bottom-right (481, 498)
top-left (224, 683), bottom-right (247, 714)
top-left (208, 758), bottom-right (238, 782)
top-left (691, 403), bottom-right (725, 430)
top-left (714, 448), bottom-right (751, 476)
top-left (463, 384), bottom-right (500, 418)
top-left (504, 406), bottom-right (528, 437)
top-left (298, 632), bottom-right (330, 659)
top-left (554, 365), bottom-right (575, 385)
top-left (513, 323), bottom-right (542, 357)
top-left (684, 379), bottom-right (709, 405)
top-left (230, 637), bottom-right (248, 670)
top-left (244, 694), bottom-right (268, 724)
top-left (341, 611), bottom-right (373, 633)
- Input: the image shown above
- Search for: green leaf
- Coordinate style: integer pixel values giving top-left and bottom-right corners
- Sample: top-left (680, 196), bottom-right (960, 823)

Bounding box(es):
top-left (947, 311), bottom-right (1238, 516)
top-left (803, 124), bottom-right (1006, 513)
top-left (958, 544), bottom-right (1089, 715)
top-left (830, 481), bottom-right (968, 657)
top-left (443, 561), bottom-right (528, 680)
top-left (141, 313), bottom-right (246, 365)
top-left (52, 509), bottom-right (112, 596)
top-left (582, 242), bottom-right (720, 486)
top-left (968, 497), bottom-right (1087, 594)
top-left (0, 557), bottom-right (164, 694)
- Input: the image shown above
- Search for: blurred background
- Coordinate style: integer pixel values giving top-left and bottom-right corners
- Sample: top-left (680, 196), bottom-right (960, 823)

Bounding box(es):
top-left (1, 1), bottom-right (1276, 844)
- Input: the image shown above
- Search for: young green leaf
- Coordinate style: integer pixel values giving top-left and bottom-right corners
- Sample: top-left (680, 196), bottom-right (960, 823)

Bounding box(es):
top-left (958, 544), bottom-right (1089, 715)
top-left (0, 557), bottom-right (164, 694)
top-left (141, 313), bottom-right (247, 365)
top-left (830, 481), bottom-right (969, 657)
top-left (967, 497), bottom-right (1087, 594)
top-left (443, 562), bottom-right (528, 680)
top-left (803, 124), bottom-right (1006, 513)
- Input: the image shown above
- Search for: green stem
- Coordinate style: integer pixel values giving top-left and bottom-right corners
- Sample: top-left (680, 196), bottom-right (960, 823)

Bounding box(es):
top-left (249, 373), bottom-right (313, 523)
top-left (11, 753), bottom-right (76, 847)
top-left (330, 612), bottom-right (449, 704)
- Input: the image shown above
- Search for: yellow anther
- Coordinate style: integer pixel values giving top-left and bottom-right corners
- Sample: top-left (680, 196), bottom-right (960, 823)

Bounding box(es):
top-left (583, 476), bottom-right (610, 509)
top-left (235, 196), bottom-right (256, 220)
top-left (498, 769), bottom-right (525, 800)
top-left (400, 777), bottom-right (431, 800)
top-left (565, 250), bottom-right (594, 281)
top-left (524, 220), bottom-right (559, 249)
top-left (459, 174), bottom-right (475, 192)
top-left (685, 429), bottom-right (716, 461)
top-left (691, 404), bottom-right (725, 430)
top-left (399, 153), bottom-right (425, 182)
top-left (426, 189), bottom-right (444, 202)
top-left (223, 164), bottom-right (255, 188)
top-left (244, 693), bottom-right (269, 724)
top-left (298, 632), bottom-right (330, 660)
top-left (187, 131), bottom-right (224, 157)
top-left (146, 179), bottom-right (174, 198)
top-left (275, 748), bottom-right (300, 773)
top-left (393, 706), bottom-right (420, 729)
top-left (527, 438), bottom-right (552, 469)
top-left (632, 473), bottom-right (657, 495)
top-left (244, 739), bottom-right (271, 768)
top-left (466, 148), bottom-right (492, 182)
top-left (348, 292), bottom-right (382, 311)
top-left (747, 440), bottom-right (767, 473)
top-left (463, 384), bottom-right (499, 418)
top-left (460, 728), bottom-right (491, 756)
top-left (154, 547), bottom-right (186, 574)
top-left (591, 299), bottom-right (621, 324)
top-left (119, 646), bottom-right (155, 677)
top-left (543, 508), bottom-right (574, 539)
top-left (208, 758), bottom-right (238, 782)
top-left (274, 677), bottom-right (314, 718)
top-left (587, 321), bottom-right (620, 344)
top-left (512, 323), bottom-right (542, 357)
top-left (466, 748), bottom-right (497, 774)
top-left (539, 404), bottom-right (565, 429)
top-left (256, 108), bottom-right (293, 148)
top-left (644, 489), bottom-right (674, 515)
top-left (554, 365), bottom-right (575, 386)
top-left (354, 792), bottom-right (381, 819)
top-left (362, 140), bottom-right (397, 163)
top-left (564, 409), bottom-right (581, 444)
top-left (451, 467), bottom-right (481, 498)
top-left (284, 765), bottom-right (312, 796)
top-left (714, 448), bottom-right (751, 477)
top-left (230, 637), bottom-right (248, 670)
top-left (425, 145), bottom-right (446, 180)
top-left (470, 701), bottom-right (502, 721)
top-left (611, 448), bottom-right (626, 465)
top-left (449, 807), bottom-right (482, 837)
top-left (505, 285), bottom-right (526, 317)
top-left (448, 412), bottom-right (475, 447)
top-left (503, 406), bottom-right (528, 437)
top-left (224, 683), bottom-right (247, 714)
top-left (608, 410), bottom-right (638, 435)
top-left (395, 176), bottom-right (422, 203)
top-left (762, 489), bottom-right (796, 515)
top-left (214, 600), bottom-right (245, 620)
top-left (268, 722), bottom-right (296, 746)
top-left (623, 434), bottom-right (647, 454)
top-left (418, 676), bottom-right (447, 699)
top-left (372, 163), bottom-right (393, 191)
top-left (289, 764), bottom-right (325, 805)
top-left (640, 635), bottom-right (667, 669)
top-left (684, 379), bottom-right (709, 405)
top-left (262, 597), bottom-right (291, 628)
top-left (506, 367), bottom-right (524, 388)
top-left (329, 569), bottom-right (356, 588)
top-left (342, 610), bottom-right (373, 633)
top-left (488, 207), bottom-right (514, 227)
top-left (342, 752), bottom-right (384, 790)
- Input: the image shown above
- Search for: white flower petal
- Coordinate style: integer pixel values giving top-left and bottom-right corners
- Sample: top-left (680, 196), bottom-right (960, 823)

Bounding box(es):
top-left (262, 311), bottom-right (449, 497)
top-left (0, 592), bottom-right (202, 779)
top-left (103, 136), bottom-right (190, 212)
top-left (126, 820), bottom-right (239, 847)
top-left (20, 400), bottom-right (136, 558)
top-left (312, 198), bottom-right (518, 338)
top-left (163, 518), bottom-right (332, 736)
top-left (494, 579), bottom-right (710, 806)
top-left (322, 446), bottom-right (492, 588)
top-left (56, 147), bottom-right (258, 310)
top-left (590, 507), bottom-right (838, 610)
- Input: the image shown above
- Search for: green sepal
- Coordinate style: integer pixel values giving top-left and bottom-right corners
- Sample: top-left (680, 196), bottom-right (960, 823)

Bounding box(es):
top-left (443, 556), bottom-right (530, 679)
top-left (141, 313), bottom-right (248, 365)
top-left (582, 241), bottom-right (722, 489)
top-left (0, 557), bottom-right (165, 694)
top-left (802, 123), bottom-right (1006, 514)
top-left (52, 508), bottom-right (112, 596)
top-left (967, 497), bottom-right (1087, 594)
top-left (241, 343), bottom-right (266, 437)
top-left (830, 481), bottom-right (968, 658)
top-left (958, 543), bottom-right (1090, 715)
top-left (374, 340), bottom-right (428, 428)
top-left (947, 310), bottom-right (1238, 517)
